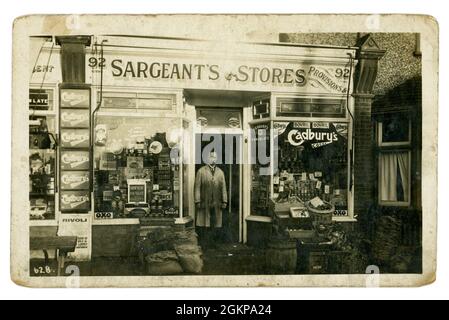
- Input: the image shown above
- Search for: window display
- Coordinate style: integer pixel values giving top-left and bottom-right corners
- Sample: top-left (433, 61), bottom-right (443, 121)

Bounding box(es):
top-left (29, 116), bottom-right (57, 220)
top-left (273, 121), bottom-right (349, 217)
top-left (93, 116), bottom-right (182, 219)
top-left (250, 123), bottom-right (271, 216)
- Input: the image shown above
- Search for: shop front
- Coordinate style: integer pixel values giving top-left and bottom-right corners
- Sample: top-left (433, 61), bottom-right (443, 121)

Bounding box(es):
top-left (29, 35), bottom-right (384, 274)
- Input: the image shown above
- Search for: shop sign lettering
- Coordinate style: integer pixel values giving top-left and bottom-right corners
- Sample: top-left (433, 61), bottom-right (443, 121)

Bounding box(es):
top-left (288, 128), bottom-right (338, 147)
top-left (29, 91), bottom-right (49, 108)
top-left (277, 122), bottom-right (347, 149)
top-left (62, 218), bottom-right (88, 223)
top-left (110, 60), bottom-right (307, 86)
top-left (33, 65), bottom-right (55, 73)
top-left (88, 54), bottom-right (351, 94)
top-left (94, 212), bottom-right (114, 219)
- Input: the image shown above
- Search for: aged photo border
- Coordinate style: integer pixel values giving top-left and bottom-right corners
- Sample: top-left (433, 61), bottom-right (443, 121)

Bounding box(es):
top-left (11, 14), bottom-right (438, 287)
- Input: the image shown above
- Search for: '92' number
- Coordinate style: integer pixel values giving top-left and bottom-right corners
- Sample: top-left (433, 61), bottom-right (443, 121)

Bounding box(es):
top-left (335, 68), bottom-right (350, 78)
top-left (88, 57), bottom-right (106, 68)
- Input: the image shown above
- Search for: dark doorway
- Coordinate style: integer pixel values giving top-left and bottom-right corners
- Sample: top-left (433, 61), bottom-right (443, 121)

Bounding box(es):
top-left (195, 133), bottom-right (242, 244)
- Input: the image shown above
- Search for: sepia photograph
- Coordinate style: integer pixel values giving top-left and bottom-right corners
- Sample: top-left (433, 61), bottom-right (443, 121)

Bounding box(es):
top-left (10, 14), bottom-right (438, 288)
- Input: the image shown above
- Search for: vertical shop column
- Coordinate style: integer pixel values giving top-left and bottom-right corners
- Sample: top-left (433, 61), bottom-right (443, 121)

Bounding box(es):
top-left (56, 36), bottom-right (93, 261)
top-left (352, 34), bottom-right (385, 223)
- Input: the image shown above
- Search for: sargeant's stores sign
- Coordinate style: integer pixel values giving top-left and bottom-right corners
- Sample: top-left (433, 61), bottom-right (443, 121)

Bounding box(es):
top-left (87, 52), bottom-right (352, 94)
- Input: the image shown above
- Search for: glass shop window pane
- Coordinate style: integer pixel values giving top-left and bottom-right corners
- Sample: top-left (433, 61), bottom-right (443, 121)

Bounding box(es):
top-left (29, 115), bottom-right (57, 221)
top-left (250, 123), bottom-right (271, 216)
top-left (273, 121), bottom-right (349, 217)
top-left (93, 116), bottom-right (182, 218)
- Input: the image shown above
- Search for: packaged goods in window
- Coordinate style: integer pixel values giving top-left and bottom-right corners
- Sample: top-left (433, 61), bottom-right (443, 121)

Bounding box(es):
top-left (61, 151), bottom-right (90, 170)
top-left (93, 118), bottom-right (180, 218)
top-left (60, 190), bottom-right (90, 211)
top-left (272, 121), bottom-right (349, 216)
top-left (61, 171), bottom-right (90, 190)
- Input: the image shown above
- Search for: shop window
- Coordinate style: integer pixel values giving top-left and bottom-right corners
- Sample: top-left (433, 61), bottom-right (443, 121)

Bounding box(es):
top-left (93, 116), bottom-right (183, 219)
top-left (276, 97), bottom-right (346, 118)
top-left (377, 116), bottom-right (412, 206)
top-left (29, 115), bottom-right (57, 220)
top-left (182, 120), bottom-right (192, 218)
top-left (250, 123), bottom-right (271, 216)
top-left (273, 121), bottom-right (350, 217)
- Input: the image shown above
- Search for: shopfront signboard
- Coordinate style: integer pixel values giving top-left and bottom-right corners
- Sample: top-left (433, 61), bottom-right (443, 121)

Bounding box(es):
top-left (87, 43), bottom-right (355, 95)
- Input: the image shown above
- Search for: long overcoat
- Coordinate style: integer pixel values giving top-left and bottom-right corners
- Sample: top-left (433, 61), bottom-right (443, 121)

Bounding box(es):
top-left (194, 165), bottom-right (227, 227)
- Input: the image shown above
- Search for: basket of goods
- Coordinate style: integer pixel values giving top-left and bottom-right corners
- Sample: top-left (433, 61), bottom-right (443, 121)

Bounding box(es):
top-left (306, 197), bottom-right (335, 225)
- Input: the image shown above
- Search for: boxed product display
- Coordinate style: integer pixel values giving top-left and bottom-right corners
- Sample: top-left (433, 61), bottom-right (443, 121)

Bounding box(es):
top-left (93, 125), bottom-right (180, 218)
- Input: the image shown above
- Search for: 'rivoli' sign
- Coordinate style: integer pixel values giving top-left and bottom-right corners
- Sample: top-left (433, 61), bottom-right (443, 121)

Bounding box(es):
top-left (58, 213), bottom-right (92, 261)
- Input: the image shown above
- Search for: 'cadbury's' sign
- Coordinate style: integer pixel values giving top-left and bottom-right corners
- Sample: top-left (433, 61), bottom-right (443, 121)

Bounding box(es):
top-left (60, 191), bottom-right (90, 211)
top-left (61, 129), bottom-right (90, 148)
top-left (61, 171), bottom-right (90, 190)
top-left (60, 89), bottom-right (90, 108)
top-left (60, 151), bottom-right (90, 170)
top-left (61, 109), bottom-right (90, 128)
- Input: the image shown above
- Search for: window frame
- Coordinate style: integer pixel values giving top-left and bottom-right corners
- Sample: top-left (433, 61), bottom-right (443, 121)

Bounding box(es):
top-left (377, 118), bottom-right (412, 147)
top-left (376, 118), bottom-right (412, 207)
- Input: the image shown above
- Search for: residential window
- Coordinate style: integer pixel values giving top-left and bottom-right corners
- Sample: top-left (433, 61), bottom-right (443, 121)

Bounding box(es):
top-left (377, 116), bottom-right (411, 206)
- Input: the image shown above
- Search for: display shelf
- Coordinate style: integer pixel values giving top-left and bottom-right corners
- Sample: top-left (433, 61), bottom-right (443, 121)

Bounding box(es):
top-left (29, 219), bottom-right (58, 227)
top-left (29, 193), bottom-right (55, 197)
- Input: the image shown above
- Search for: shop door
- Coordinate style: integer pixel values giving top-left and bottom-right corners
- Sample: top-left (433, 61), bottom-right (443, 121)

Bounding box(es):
top-left (195, 133), bottom-right (242, 244)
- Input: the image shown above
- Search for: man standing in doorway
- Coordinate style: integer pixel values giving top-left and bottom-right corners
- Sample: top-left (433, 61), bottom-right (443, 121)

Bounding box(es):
top-left (195, 151), bottom-right (228, 249)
